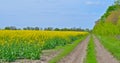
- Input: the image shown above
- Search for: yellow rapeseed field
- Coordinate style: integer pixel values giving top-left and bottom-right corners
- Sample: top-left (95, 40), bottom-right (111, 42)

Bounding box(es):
top-left (0, 30), bottom-right (88, 61)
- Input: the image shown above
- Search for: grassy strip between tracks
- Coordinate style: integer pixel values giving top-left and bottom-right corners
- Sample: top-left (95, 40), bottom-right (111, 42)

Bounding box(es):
top-left (84, 36), bottom-right (97, 63)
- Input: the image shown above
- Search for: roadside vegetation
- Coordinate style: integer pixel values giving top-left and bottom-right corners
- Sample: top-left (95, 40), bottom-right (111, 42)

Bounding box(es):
top-left (97, 36), bottom-right (120, 60)
top-left (93, 0), bottom-right (120, 61)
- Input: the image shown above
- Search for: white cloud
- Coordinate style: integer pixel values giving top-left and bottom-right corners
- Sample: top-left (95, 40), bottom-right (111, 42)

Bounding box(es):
top-left (85, 1), bottom-right (101, 5)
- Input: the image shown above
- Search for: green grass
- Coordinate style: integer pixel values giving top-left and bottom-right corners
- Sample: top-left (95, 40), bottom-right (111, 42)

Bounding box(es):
top-left (97, 35), bottom-right (120, 60)
top-left (48, 36), bottom-right (87, 63)
top-left (84, 36), bottom-right (97, 63)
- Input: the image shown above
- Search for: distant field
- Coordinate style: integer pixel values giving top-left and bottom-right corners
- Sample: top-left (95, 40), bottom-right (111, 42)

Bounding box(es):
top-left (0, 30), bottom-right (88, 62)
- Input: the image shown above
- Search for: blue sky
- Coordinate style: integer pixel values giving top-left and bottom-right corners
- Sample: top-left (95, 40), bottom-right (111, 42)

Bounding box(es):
top-left (0, 0), bottom-right (114, 29)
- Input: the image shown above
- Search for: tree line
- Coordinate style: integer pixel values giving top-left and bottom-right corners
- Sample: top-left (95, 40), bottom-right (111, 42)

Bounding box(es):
top-left (0, 26), bottom-right (90, 31)
top-left (93, 0), bottom-right (120, 35)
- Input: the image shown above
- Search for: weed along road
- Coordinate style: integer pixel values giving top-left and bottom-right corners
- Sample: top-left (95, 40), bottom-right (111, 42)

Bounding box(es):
top-left (59, 36), bottom-right (90, 63)
top-left (93, 36), bottom-right (119, 63)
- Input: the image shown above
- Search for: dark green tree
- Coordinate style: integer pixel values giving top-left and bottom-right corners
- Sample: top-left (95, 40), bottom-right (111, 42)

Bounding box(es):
top-left (54, 28), bottom-right (60, 31)
top-left (4, 27), bottom-right (11, 30)
top-left (34, 27), bottom-right (39, 30)
top-left (4, 26), bottom-right (17, 30)
top-left (115, 0), bottom-right (120, 5)
top-left (44, 27), bottom-right (53, 31)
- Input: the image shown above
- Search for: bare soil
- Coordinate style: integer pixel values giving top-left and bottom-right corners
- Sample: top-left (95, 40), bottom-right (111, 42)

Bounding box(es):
top-left (93, 36), bottom-right (119, 63)
top-left (58, 36), bottom-right (90, 63)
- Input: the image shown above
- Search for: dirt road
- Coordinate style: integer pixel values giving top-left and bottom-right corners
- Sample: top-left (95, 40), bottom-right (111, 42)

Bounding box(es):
top-left (59, 36), bottom-right (90, 63)
top-left (93, 36), bottom-right (119, 63)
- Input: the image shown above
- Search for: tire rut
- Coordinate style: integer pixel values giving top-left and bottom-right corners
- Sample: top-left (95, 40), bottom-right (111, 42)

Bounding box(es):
top-left (93, 36), bottom-right (119, 63)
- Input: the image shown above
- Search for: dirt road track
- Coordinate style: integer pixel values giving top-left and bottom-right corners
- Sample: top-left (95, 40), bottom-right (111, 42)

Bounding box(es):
top-left (93, 36), bottom-right (119, 63)
top-left (59, 36), bottom-right (90, 63)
